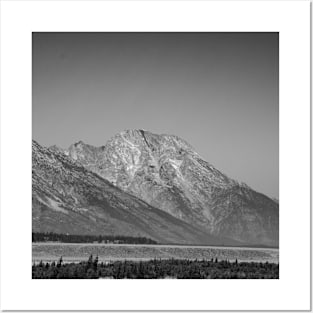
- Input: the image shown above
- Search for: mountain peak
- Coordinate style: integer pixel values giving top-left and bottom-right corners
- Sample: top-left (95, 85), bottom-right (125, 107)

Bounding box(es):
top-left (49, 144), bottom-right (65, 154)
top-left (118, 129), bottom-right (152, 139)
top-left (114, 129), bottom-right (196, 154)
top-left (74, 140), bottom-right (86, 147)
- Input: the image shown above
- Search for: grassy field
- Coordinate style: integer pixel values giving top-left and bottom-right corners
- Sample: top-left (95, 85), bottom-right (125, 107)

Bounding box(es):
top-left (32, 243), bottom-right (279, 264)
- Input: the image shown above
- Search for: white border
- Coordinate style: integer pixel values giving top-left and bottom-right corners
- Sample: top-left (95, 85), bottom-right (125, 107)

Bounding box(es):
top-left (0, 0), bottom-right (311, 311)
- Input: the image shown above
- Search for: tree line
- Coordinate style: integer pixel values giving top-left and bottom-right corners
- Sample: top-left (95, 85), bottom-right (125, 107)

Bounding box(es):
top-left (32, 232), bottom-right (158, 245)
top-left (32, 255), bottom-right (279, 279)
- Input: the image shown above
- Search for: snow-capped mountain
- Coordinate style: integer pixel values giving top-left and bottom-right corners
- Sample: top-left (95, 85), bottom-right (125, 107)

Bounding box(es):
top-left (63, 129), bottom-right (279, 246)
top-left (33, 139), bottom-right (238, 245)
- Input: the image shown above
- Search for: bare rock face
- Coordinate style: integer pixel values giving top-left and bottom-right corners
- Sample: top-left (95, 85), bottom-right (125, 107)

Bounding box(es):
top-left (65, 130), bottom-right (279, 246)
top-left (33, 140), bottom-right (235, 245)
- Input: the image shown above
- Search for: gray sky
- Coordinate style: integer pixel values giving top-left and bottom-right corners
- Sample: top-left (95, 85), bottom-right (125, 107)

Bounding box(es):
top-left (32, 33), bottom-right (278, 199)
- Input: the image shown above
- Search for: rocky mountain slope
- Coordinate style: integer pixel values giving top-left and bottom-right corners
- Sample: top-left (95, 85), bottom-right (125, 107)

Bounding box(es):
top-left (33, 140), bottom-right (238, 245)
top-left (64, 130), bottom-right (279, 246)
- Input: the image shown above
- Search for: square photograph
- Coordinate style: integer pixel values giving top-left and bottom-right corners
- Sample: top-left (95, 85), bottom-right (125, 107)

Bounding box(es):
top-left (32, 32), bottom-right (279, 279)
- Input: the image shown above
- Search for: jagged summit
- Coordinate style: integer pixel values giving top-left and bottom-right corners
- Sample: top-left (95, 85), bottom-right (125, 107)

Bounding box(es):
top-left (74, 140), bottom-right (85, 146)
top-left (65, 129), bottom-right (197, 160)
top-left (117, 129), bottom-right (196, 151)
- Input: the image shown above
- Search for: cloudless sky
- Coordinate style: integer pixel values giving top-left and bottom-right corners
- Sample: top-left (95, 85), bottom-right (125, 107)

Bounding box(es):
top-left (33, 33), bottom-right (278, 198)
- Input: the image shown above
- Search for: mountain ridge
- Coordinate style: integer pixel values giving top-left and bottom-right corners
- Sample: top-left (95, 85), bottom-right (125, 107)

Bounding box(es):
top-left (33, 139), bottom-right (240, 245)
top-left (61, 129), bottom-right (279, 246)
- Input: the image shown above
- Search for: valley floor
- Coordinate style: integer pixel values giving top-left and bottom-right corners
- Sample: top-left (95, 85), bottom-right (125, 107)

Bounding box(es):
top-left (32, 243), bottom-right (279, 264)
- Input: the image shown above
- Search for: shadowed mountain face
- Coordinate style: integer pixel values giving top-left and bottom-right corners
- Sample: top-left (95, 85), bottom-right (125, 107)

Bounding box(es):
top-left (33, 140), bottom-right (239, 245)
top-left (64, 130), bottom-right (279, 246)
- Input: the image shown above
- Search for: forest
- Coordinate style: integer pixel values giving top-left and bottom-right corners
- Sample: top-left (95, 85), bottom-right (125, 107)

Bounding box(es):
top-left (32, 232), bottom-right (158, 245)
top-left (32, 255), bottom-right (279, 279)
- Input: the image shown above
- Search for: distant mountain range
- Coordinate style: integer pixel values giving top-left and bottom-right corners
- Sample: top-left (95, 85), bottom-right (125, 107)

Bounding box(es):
top-left (32, 129), bottom-right (279, 247)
